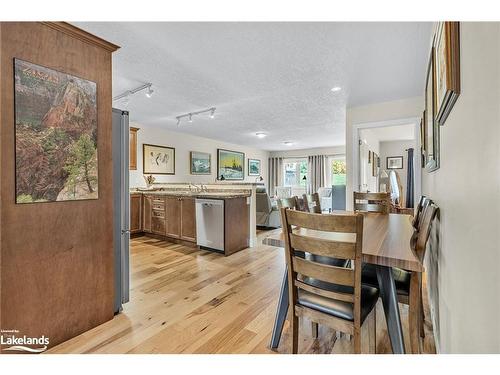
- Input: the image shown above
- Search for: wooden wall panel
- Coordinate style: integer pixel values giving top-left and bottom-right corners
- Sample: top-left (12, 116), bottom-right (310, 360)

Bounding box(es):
top-left (0, 22), bottom-right (118, 350)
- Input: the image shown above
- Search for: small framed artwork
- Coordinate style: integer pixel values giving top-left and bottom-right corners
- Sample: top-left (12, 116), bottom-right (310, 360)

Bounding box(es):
top-left (190, 151), bottom-right (211, 175)
top-left (387, 156), bottom-right (403, 169)
top-left (372, 153), bottom-right (379, 177)
top-left (434, 22), bottom-right (460, 126)
top-left (217, 149), bottom-right (244, 180)
top-left (248, 159), bottom-right (261, 176)
top-left (425, 46), bottom-right (440, 172)
top-left (143, 144), bottom-right (175, 175)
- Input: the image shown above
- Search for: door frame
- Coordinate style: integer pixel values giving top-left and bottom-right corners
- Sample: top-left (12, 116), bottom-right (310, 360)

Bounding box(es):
top-left (350, 116), bottom-right (421, 207)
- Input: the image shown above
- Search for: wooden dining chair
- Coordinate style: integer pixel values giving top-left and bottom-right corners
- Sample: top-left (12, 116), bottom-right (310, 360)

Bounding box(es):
top-left (353, 192), bottom-right (391, 214)
top-left (412, 196), bottom-right (430, 230)
top-left (277, 196), bottom-right (300, 210)
top-left (280, 208), bottom-right (379, 354)
top-left (361, 202), bottom-right (438, 353)
top-left (302, 193), bottom-right (322, 213)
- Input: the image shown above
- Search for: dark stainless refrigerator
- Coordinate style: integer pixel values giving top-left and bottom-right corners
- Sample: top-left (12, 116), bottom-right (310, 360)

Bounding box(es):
top-left (112, 108), bottom-right (130, 313)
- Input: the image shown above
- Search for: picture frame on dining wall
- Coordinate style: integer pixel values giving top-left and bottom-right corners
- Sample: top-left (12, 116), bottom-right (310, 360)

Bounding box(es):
top-left (387, 156), bottom-right (403, 170)
top-left (434, 21), bottom-right (460, 126)
top-left (425, 46), bottom-right (440, 172)
top-left (143, 144), bottom-right (175, 175)
top-left (420, 113), bottom-right (426, 168)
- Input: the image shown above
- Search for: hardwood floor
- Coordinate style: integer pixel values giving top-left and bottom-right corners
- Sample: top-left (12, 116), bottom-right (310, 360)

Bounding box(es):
top-left (47, 233), bottom-right (436, 354)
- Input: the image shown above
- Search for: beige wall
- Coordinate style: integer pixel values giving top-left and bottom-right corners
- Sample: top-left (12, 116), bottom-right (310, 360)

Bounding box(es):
top-left (345, 97), bottom-right (423, 209)
top-left (130, 123), bottom-right (270, 188)
top-left (421, 22), bottom-right (500, 353)
top-left (379, 140), bottom-right (415, 205)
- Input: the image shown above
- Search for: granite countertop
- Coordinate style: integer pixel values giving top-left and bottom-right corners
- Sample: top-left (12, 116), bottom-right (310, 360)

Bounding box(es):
top-left (130, 189), bottom-right (250, 199)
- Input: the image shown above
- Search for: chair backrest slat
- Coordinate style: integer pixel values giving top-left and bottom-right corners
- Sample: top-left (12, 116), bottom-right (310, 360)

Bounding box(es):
top-left (412, 196), bottom-right (430, 229)
top-left (293, 256), bottom-right (355, 287)
top-left (294, 280), bottom-right (355, 303)
top-left (290, 233), bottom-right (356, 260)
top-left (303, 193), bottom-right (322, 213)
top-left (353, 191), bottom-right (391, 214)
top-left (285, 209), bottom-right (358, 232)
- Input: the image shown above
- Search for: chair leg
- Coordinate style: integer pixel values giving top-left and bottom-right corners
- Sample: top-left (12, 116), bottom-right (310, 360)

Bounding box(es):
top-left (367, 308), bottom-right (376, 354)
top-left (311, 322), bottom-right (319, 339)
top-left (353, 328), bottom-right (361, 354)
top-left (291, 314), bottom-right (299, 354)
top-left (420, 281), bottom-right (425, 338)
top-left (408, 272), bottom-right (421, 354)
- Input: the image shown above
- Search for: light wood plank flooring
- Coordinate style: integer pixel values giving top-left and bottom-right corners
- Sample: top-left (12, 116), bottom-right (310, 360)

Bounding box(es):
top-left (47, 233), bottom-right (436, 354)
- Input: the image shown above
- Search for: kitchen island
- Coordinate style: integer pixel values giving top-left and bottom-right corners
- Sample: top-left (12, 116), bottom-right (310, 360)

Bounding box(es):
top-left (130, 189), bottom-right (250, 256)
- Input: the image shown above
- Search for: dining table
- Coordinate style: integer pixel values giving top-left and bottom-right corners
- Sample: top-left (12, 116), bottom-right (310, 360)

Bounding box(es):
top-left (263, 211), bottom-right (421, 354)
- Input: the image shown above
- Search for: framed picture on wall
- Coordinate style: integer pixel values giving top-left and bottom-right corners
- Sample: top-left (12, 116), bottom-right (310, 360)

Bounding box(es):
top-left (14, 59), bottom-right (98, 204)
top-left (248, 159), bottom-right (261, 176)
top-left (434, 22), bottom-right (460, 126)
top-left (425, 46), bottom-right (440, 172)
top-left (190, 151), bottom-right (211, 175)
top-left (387, 156), bottom-right (403, 169)
top-left (420, 113), bottom-right (426, 167)
top-left (143, 144), bottom-right (175, 175)
top-left (217, 149), bottom-right (244, 180)
top-left (372, 153), bottom-right (379, 177)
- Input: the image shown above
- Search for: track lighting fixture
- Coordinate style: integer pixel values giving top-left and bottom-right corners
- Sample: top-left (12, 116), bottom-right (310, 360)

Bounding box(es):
top-left (176, 107), bottom-right (216, 126)
top-left (113, 82), bottom-right (154, 102)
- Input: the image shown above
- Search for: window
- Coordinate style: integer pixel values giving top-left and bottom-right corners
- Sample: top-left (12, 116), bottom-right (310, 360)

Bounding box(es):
top-left (283, 159), bottom-right (308, 187)
top-left (328, 155), bottom-right (346, 186)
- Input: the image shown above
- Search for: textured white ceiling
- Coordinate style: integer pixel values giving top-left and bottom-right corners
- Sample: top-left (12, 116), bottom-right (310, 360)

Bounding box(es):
top-left (75, 22), bottom-right (431, 151)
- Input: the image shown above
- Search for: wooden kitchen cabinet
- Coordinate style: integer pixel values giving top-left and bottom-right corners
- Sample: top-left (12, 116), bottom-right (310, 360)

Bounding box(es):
top-left (142, 194), bottom-right (152, 233)
top-left (180, 197), bottom-right (196, 242)
top-left (129, 127), bottom-right (139, 170)
top-left (165, 197), bottom-right (181, 238)
top-left (138, 194), bottom-right (197, 244)
top-left (130, 194), bottom-right (142, 233)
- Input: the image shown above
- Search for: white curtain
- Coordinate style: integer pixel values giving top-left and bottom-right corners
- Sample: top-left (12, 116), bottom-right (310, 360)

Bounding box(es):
top-left (307, 155), bottom-right (327, 194)
top-left (268, 157), bottom-right (283, 196)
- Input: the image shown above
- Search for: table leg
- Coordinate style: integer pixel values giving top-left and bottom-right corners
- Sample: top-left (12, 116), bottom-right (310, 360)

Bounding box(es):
top-left (375, 265), bottom-right (405, 354)
top-left (270, 266), bottom-right (289, 349)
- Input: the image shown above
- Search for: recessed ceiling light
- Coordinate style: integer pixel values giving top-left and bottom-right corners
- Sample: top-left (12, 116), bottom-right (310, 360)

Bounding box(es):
top-left (283, 141), bottom-right (293, 146)
top-left (331, 86), bottom-right (341, 92)
top-left (255, 132), bottom-right (267, 138)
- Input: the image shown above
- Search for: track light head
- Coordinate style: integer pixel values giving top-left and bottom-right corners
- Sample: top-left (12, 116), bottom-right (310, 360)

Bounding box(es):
top-left (188, 114), bottom-right (193, 123)
top-left (210, 108), bottom-right (215, 119)
top-left (176, 118), bottom-right (181, 126)
top-left (145, 85), bottom-right (154, 98)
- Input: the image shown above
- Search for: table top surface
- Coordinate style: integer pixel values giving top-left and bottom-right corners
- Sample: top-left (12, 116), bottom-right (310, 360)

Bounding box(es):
top-left (262, 212), bottom-right (422, 272)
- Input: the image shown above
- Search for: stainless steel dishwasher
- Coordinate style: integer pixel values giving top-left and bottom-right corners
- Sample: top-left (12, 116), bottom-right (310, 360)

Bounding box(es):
top-left (195, 198), bottom-right (224, 252)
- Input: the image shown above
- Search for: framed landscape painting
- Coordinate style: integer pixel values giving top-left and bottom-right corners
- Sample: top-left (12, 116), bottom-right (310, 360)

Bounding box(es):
top-left (190, 151), bottom-right (211, 175)
top-left (425, 47), bottom-right (440, 172)
top-left (217, 149), bottom-right (244, 180)
top-left (248, 159), bottom-right (261, 176)
top-left (435, 22), bottom-right (460, 126)
top-left (14, 59), bottom-right (98, 204)
top-left (143, 144), bottom-right (175, 175)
